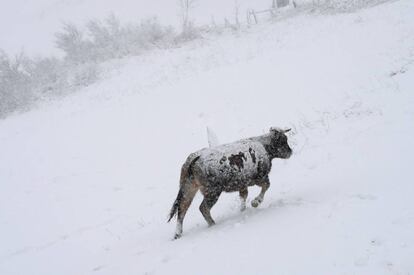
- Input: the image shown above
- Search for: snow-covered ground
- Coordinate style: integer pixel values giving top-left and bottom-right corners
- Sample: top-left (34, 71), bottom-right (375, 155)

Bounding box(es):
top-left (1, 0), bottom-right (414, 274)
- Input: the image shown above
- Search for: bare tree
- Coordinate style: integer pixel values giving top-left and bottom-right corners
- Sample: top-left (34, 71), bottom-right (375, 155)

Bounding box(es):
top-left (178, 0), bottom-right (197, 34)
top-left (234, 0), bottom-right (240, 28)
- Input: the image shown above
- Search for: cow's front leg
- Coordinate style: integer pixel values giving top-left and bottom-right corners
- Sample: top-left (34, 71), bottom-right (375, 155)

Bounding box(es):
top-left (251, 177), bottom-right (270, 208)
top-left (239, 187), bottom-right (248, 211)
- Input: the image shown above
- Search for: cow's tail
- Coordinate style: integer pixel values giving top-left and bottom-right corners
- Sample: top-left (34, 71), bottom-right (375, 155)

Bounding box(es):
top-left (167, 153), bottom-right (201, 222)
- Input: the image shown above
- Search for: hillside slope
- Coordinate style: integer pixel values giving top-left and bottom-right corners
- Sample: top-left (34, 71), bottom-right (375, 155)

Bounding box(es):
top-left (1, 0), bottom-right (414, 274)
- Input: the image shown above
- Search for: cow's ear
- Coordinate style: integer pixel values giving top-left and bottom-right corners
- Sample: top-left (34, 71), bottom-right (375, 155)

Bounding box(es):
top-left (283, 128), bottom-right (291, 133)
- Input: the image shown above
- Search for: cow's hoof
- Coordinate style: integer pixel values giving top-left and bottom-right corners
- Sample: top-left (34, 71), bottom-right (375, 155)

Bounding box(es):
top-left (251, 199), bottom-right (260, 208)
top-left (173, 233), bottom-right (182, 240)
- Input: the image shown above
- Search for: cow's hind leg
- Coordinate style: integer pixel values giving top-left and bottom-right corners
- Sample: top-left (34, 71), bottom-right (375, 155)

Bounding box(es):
top-left (175, 183), bottom-right (199, 239)
top-left (199, 190), bottom-right (221, 226)
top-left (251, 177), bottom-right (270, 208)
top-left (239, 187), bottom-right (248, 211)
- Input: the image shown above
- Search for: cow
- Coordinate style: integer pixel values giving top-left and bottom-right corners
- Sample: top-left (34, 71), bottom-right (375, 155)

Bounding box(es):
top-left (168, 127), bottom-right (292, 239)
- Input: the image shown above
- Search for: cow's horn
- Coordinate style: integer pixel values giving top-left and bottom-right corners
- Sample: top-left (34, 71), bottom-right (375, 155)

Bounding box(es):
top-left (284, 128), bottom-right (291, 133)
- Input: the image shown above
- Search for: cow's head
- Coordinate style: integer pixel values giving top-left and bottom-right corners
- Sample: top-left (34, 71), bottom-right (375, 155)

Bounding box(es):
top-left (268, 127), bottom-right (292, 159)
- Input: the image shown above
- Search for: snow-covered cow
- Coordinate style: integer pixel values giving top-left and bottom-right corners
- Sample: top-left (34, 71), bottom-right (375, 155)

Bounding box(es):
top-left (168, 127), bottom-right (292, 239)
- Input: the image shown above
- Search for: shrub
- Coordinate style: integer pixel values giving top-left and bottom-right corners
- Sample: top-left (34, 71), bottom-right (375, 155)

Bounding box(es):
top-left (0, 15), bottom-right (183, 118)
top-left (0, 51), bottom-right (35, 117)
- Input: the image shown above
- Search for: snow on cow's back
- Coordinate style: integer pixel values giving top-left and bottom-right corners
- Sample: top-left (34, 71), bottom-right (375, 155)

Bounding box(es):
top-left (195, 139), bottom-right (270, 182)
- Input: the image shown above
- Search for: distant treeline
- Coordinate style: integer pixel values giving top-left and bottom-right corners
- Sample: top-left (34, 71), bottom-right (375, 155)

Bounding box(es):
top-left (0, 15), bottom-right (203, 118)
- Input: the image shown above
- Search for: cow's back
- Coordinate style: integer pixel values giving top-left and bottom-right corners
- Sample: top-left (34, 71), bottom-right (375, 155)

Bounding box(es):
top-left (193, 140), bottom-right (271, 191)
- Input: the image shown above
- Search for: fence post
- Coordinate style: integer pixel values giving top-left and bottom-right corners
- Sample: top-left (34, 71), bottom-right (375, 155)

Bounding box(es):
top-left (252, 10), bottom-right (258, 24)
top-left (224, 18), bottom-right (231, 28)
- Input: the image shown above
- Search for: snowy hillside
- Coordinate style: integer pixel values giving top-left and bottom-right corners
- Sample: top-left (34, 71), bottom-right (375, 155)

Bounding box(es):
top-left (1, 0), bottom-right (414, 274)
